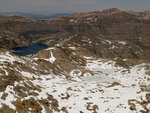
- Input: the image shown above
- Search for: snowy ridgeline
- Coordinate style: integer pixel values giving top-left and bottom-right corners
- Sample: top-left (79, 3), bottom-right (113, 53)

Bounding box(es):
top-left (0, 50), bottom-right (150, 113)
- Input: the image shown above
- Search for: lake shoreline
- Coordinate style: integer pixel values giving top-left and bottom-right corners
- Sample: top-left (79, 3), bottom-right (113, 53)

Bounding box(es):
top-left (11, 43), bottom-right (48, 56)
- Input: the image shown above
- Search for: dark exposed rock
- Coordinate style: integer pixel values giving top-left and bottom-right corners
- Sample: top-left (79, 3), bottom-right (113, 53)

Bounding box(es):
top-left (146, 93), bottom-right (150, 102)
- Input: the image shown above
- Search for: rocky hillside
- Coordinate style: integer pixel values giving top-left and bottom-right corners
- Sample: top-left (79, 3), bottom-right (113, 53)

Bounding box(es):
top-left (0, 8), bottom-right (150, 113)
top-left (0, 39), bottom-right (150, 113)
top-left (0, 8), bottom-right (150, 63)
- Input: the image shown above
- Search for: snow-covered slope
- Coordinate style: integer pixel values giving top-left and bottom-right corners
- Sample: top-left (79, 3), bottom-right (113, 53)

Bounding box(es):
top-left (0, 46), bottom-right (150, 113)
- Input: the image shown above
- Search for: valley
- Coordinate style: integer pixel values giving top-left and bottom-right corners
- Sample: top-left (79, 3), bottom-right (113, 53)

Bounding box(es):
top-left (0, 8), bottom-right (150, 113)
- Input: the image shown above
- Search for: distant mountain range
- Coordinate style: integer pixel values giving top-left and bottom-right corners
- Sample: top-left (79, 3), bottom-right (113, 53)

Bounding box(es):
top-left (0, 12), bottom-right (73, 18)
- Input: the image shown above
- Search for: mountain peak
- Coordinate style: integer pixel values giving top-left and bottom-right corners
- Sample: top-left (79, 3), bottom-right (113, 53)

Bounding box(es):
top-left (101, 8), bottom-right (124, 13)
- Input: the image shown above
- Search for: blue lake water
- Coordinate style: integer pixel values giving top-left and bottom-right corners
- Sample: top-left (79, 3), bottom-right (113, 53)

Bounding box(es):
top-left (12, 43), bottom-right (48, 56)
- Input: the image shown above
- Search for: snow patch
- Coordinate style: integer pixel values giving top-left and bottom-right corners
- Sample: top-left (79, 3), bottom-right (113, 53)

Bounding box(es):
top-left (49, 51), bottom-right (55, 63)
top-left (118, 41), bottom-right (127, 45)
top-left (0, 86), bottom-right (16, 110)
top-left (68, 47), bottom-right (76, 50)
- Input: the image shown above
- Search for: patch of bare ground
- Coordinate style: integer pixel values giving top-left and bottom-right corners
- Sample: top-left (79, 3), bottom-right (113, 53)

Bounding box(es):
top-left (47, 94), bottom-right (60, 112)
top-left (146, 93), bottom-right (150, 102)
top-left (106, 82), bottom-right (122, 88)
top-left (128, 94), bottom-right (150, 113)
top-left (140, 85), bottom-right (150, 92)
top-left (86, 102), bottom-right (99, 113)
top-left (145, 65), bottom-right (150, 75)
top-left (1, 92), bottom-right (8, 100)
top-left (115, 58), bottom-right (148, 68)
top-left (0, 104), bottom-right (15, 113)
top-left (60, 93), bottom-right (70, 100)
top-left (0, 70), bottom-right (22, 92)
top-left (15, 98), bottom-right (42, 113)
top-left (61, 107), bottom-right (69, 113)
top-left (14, 94), bottom-right (61, 113)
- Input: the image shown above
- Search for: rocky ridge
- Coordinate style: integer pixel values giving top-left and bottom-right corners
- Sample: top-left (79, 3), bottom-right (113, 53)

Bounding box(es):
top-left (0, 8), bottom-right (150, 63)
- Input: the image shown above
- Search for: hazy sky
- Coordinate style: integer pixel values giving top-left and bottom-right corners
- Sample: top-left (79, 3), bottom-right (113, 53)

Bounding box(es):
top-left (0, 0), bottom-right (150, 14)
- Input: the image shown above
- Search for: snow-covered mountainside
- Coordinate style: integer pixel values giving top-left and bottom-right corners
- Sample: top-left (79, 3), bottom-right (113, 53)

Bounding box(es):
top-left (0, 8), bottom-right (150, 113)
top-left (0, 39), bottom-right (150, 113)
